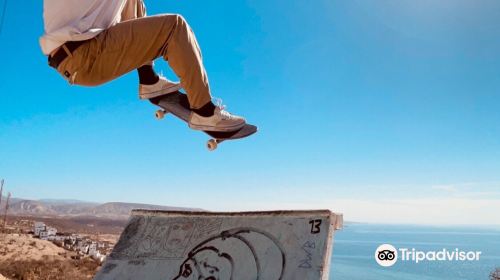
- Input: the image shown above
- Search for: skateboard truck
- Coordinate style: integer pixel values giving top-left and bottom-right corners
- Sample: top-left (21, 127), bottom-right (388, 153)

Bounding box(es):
top-left (155, 109), bottom-right (167, 120)
top-left (155, 109), bottom-right (221, 151)
top-left (207, 139), bottom-right (218, 151)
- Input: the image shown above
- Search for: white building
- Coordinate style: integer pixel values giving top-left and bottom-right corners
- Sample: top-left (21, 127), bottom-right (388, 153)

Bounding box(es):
top-left (47, 227), bottom-right (57, 236)
top-left (89, 242), bottom-right (98, 255)
top-left (39, 230), bottom-right (49, 240)
top-left (34, 222), bottom-right (46, 237)
top-left (33, 222), bottom-right (58, 239)
top-left (79, 244), bottom-right (90, 254)
top-left (48, 235), bottom-right (65, 242)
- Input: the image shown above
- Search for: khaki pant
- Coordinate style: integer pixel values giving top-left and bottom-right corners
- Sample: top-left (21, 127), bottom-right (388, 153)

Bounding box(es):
top-left (57, 0), bottom-right (211, 109)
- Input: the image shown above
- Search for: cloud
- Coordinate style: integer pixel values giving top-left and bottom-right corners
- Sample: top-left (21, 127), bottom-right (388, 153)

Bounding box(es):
top-left (215, 197), bottom-right (500, 226)
top-left (431, 184), bottom-right (458, 193)
top-left (193, 181), bottom-right (500, 226)
top-left (430, 181), bottom-right (500, 199)
top-left (331, 198), bottom-right (500, 225)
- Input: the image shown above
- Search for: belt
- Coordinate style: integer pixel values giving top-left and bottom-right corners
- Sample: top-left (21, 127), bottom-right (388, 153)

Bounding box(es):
top-left (48, 40), bottom-right (87, 69)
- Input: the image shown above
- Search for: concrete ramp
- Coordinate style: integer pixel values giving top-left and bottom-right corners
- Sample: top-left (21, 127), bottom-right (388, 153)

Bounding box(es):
top-left (94, 210), bottom-right (343, 280)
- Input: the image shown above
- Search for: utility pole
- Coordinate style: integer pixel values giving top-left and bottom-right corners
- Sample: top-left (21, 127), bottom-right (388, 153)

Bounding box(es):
top-left (2, 192), bottom-right (10, 231)
top-left (0, 179), bottom-right (3, 207)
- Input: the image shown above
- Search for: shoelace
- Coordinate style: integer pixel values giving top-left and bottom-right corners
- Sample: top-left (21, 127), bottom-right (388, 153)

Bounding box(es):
top-left (214, 98), bottom-right (233, 120)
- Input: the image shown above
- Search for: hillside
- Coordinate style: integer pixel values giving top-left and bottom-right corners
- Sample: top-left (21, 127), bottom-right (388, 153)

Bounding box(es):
top-left (0, 233), bottom-right (98, 280)
top-left (1, 198), bottom-right (199, 220)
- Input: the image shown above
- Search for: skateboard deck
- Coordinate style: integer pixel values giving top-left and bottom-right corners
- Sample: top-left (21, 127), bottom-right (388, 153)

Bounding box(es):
top-left (149, 91), bottom-right (257, 151)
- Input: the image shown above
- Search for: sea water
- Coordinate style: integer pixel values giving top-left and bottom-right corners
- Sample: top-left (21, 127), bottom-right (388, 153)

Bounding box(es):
top-left (330, 224), bottom-right (500, 280)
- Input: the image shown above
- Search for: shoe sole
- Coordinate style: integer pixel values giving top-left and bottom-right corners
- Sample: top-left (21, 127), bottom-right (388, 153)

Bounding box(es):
top-left (188, 122), bottom-right (246, 132)
top-left (139, 84), bottom-right (182, 100)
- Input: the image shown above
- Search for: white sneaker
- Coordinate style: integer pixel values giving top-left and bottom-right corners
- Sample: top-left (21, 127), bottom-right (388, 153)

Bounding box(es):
top-left (139, 76), bottom-right (182, 99)
top-left (189, 100), bottom-right (246, 132)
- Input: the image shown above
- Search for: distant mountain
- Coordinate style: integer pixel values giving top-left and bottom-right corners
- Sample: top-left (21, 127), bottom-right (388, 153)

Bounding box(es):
top-left (2, 197), bottom-right (200, 219)
top-left (87, 202), bottom-right (193, 217)
top-left (38, 199), bottom-right (98, 205)
top-left (0, 195), bottom-right (21, 205)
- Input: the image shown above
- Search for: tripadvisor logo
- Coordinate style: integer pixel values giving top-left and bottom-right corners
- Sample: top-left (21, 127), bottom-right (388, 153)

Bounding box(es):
top-left (375, 244), bottom-right (482, 267)
top-left (375, 244), bottom-right (398, 267)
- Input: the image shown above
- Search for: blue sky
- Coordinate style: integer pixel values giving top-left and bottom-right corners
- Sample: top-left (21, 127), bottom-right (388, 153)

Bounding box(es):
top-left (1, 0), bottom-right (499, 224)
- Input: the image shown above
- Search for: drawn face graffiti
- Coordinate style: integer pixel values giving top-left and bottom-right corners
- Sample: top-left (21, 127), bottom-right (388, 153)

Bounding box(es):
top-left (173, 247), bottom-right (232, 280)
top-left (172, 228), bottom-right (285, 280)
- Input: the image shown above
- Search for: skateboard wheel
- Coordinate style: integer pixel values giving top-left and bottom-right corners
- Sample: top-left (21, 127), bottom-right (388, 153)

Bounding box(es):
top-left (207, 139), bottom-right (218, 151)
top-left (155, 110), bottom-right (166, 120)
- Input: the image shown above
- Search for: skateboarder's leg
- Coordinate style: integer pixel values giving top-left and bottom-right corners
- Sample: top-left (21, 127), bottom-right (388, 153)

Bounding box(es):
top-left (58, 14), bottom-right (211, 108)
top-left (120, 0), bottom-right (146, 21)
top-left (120, 0), bottom-right (181, 97)
top-left (56, 12), bottom-right (245, 131)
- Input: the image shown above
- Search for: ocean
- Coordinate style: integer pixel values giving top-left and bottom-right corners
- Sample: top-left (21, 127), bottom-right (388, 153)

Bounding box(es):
top-left (329, 224), bottom-right (500, 280)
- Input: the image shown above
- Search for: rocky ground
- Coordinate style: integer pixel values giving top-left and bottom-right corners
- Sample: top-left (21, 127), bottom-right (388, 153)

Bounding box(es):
top-left (0, 233), bottom-right (100, 280)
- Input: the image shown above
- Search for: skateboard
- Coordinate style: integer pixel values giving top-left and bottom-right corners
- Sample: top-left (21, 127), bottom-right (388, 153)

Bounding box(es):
top-left (149, 91), bottom-right (257, 151)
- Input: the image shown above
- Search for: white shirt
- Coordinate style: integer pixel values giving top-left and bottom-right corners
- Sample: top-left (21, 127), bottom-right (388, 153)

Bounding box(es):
top-left (40, 0), bottom-right (127, 55)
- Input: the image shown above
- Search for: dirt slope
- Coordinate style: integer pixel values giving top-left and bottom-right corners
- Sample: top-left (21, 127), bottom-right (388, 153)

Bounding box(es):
top-left (0, 234), bottom-right (99, 280)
